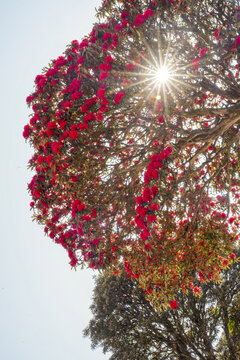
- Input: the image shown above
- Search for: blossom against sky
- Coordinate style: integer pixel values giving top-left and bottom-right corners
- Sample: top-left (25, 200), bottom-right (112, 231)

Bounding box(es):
top-left (0, 1), bottom-right (109, 359)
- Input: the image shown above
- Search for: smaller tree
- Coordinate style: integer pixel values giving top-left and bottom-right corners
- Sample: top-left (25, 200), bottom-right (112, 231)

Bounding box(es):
top-left (84, 257), bottom-right (240, 360)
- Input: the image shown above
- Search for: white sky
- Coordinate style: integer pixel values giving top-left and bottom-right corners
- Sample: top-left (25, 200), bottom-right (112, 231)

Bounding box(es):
top-left (0, 1), bottom-right (110, 359)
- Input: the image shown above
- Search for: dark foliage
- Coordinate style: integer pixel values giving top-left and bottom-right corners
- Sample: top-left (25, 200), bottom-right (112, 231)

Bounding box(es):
top-left (84, 257), bottom-right (240, 360)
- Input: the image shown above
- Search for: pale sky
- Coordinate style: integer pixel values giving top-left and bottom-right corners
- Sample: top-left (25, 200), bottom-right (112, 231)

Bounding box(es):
top-left (0, 1), bottom-right (110, 359)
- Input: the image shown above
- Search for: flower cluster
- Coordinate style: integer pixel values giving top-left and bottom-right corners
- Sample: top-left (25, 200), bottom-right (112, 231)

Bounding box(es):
top-left (24, 0), bottom-right (240, 308)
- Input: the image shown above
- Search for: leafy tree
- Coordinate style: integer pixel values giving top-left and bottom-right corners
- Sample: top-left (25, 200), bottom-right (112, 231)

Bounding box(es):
top-left (24, 0), bottom-right (240, 305)
top-left (84, 258), bottom-right (240, 360)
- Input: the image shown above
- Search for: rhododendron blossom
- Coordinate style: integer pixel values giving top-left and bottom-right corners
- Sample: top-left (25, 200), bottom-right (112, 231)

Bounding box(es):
top-left (24, 0), bottom-right (240, 308)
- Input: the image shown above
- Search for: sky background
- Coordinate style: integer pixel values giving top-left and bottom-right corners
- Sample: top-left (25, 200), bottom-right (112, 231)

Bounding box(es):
top-left (0, 1), bottom-right (110, 359)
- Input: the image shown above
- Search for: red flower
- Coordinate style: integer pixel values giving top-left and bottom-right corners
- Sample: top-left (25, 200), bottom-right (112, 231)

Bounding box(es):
top-left (79, 123), bottom-right (88, 131)
top-left (199, 47), bottom-right (209, 58)
top-left (115, 24), bottom-right (123, 32)
top-left (142, 187), bottom-right (152, 202)
top-left (26, 95), bottom-right (35, 104)
top-left (97, 86), bottom-right (106, 99)
top-left (99, 72), bottom-right (110, 81)
top-left (81, 105), bottom-right (89, 113)
top-left (193, 286), bottom-right (200, 294)
top-left (63, 101), bottom-right (72, 109)
top-left (191, 58), bottom-right (200, 69)
top-left (114, 91), bottom-right (125, 104)
top-left (145, 243), bottom-right (152, 251)
top-left (106, 55), bottom-right (115, 62)
top-left (147, 214), bottom-right (156, 223)
top-left (51, 142), bottom-right (62, 154)
top-left (77, 56), bottom-right (85, 64)
top-left (143, 9), bottom-right (154, 19)
top-left (121, 11), bottom-right (129, 19)
top-left (69, 130), bottom-right (79, 140)
top-left (37, 155), bottom-right (45, 164)
top-left (91, 208), bottom-right (97, 218)
top-left (236, 36), bottom-right (240, 46)
top-left (23, 124), bottom-right (31, 139)
top-left (79, 39), bottom-right (88, 49)
top-left (147, 286), bottom-right (152, 294)
top-left (134, 14), bottom-right (145, 27)
top-left (68, 79), bottom-right (81, 93)
top-left (126, 63), bottom-right (135, 71)
top-left (169, 300), bottom-right (178, 310)
top-left (103, 32), bottom-right (112, 41)
top-left (71, 91), bottom-right (83, 101)
top-left (222, 259), bottom-right (229, 267)
top-left (214, 28), bottom-right (221, 41)
top-left (158, 115), bottom-right (164, 123)
top-left (136, 196), bottom-right (143, 205)
top-left (83, 215), bottom-right (91, 221)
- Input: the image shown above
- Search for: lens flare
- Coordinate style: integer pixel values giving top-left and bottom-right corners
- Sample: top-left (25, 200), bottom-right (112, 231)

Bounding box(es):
top-left (155, 66), bottom-right (169, 83)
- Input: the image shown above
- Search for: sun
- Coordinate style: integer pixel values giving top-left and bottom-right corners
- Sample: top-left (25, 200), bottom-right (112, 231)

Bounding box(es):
top-left (155, 66), bottom-right (170, 84)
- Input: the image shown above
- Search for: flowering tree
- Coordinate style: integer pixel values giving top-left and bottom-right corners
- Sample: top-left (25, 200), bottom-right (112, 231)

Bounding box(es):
top-left (84, 259), bottom-right (240, 360)
top-left (24, 0), bottom-right (240, 307)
